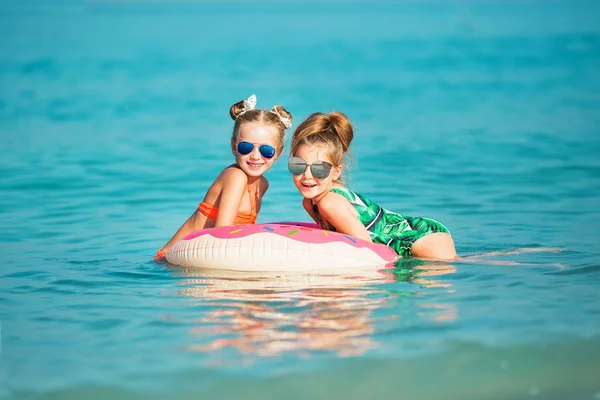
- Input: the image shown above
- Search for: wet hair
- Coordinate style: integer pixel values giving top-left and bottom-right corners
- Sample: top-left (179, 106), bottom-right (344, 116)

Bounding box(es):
top-left (290, 111), bottom-right (354, 182)
top-left (229, 99), bottom-right (293, 151)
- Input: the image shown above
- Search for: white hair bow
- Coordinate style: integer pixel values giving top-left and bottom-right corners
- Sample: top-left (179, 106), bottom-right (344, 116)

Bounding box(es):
top-left (272, 106), bottom-right (292, 129)
top-left (240, 94), bottom-right (257, 114)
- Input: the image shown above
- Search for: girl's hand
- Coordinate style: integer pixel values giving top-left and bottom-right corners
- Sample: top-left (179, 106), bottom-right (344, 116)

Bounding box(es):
top-left (153, 248), bottom-right (167, 261)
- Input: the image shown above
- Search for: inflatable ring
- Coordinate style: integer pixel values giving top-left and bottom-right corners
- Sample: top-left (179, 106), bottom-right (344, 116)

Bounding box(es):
top-left (165, 222), bottom-right (397, 272)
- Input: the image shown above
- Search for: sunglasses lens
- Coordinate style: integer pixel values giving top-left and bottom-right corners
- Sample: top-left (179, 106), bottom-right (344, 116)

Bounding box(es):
top-left (237, 141), bottom-right (254, 155)
top-left (311, 162), bottom-right (332, 179)
top-left (288, 158), bottom-right (307, 175)
top-left (238, 142), bottom-right (276, 159)
top-left (259, 145), bottom-right (276, 159)
top-left (288, 158), bottom-right (333, 179)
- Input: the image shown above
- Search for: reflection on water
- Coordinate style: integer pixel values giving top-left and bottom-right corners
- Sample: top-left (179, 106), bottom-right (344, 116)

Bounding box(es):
top-left (388, 260), bottom-right (459, 323)
top-left (390, 259), bottom-right (458, 289)
top-left (168, 260), bottom-right (457, 359)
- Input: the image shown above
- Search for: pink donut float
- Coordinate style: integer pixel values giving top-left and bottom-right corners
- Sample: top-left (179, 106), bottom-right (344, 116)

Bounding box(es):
top-left (166, 222), bottom-right (398, 272)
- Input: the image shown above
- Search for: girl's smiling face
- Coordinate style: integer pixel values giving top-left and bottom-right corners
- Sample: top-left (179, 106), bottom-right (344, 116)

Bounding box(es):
top-left (233, 122), bottom-right (281, 178)
top-left (290, 143), bottom-right (342, 201)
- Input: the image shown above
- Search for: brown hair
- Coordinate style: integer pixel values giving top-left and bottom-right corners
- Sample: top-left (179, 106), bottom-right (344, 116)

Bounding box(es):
top-left (229, 99), bottom-right (292, 152)
top-left (290, 111), bottom-right (354, 182)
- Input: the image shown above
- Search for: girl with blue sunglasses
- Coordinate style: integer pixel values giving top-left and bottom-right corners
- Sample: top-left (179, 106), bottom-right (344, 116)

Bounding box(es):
top-left (155, 95), bottom-right (292, 260)
top-left (288, 111), bottom-right (457, 260)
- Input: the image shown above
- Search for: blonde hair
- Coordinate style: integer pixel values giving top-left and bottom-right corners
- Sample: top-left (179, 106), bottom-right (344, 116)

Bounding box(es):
top-left (290, 111), bottom-right (354, 182)
top-left (229, 100), bottom-right (293, 151)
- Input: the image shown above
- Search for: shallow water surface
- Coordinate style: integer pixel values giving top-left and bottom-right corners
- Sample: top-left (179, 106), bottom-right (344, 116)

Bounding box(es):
top-left (1, 1), bottom-right (600, 399)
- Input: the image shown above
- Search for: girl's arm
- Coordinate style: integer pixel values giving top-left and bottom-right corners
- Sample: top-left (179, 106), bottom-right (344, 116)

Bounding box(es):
top-left (214, 167), bottom-right (247, 227)
top-left (317, 193), bottom-right (373, 242)
top-left (155, 209), bottom-right (204, 259)
top-left (162, 210), bottom-right (203, 248)
top-left (155, 167), bottom-right (246, 259)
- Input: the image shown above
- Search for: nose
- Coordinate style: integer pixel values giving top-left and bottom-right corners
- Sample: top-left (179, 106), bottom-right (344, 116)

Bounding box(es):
top-left (249, 145), bottom-right (262, 159)
top-left (301, 164), bottom-right (313, 178)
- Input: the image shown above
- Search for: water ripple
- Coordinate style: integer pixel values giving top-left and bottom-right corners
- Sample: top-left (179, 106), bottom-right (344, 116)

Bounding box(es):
top-left (2, 3), bottom-right (600, 398)
top-left (547, 264), bottom-right (600, 276)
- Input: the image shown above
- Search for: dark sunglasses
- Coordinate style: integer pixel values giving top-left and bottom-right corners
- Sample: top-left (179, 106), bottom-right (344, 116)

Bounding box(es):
top-left (287, 157), bottom-right (333, 179)
top-left (237, 141), bottom-right (277, 159)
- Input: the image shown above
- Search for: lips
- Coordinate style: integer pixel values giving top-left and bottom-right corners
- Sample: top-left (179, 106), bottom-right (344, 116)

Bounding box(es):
top-left (246, 161), bottom-right (264, 170)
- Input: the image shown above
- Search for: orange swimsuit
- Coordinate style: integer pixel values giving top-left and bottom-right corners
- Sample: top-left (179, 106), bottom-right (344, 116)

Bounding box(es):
top-left (198, 201), bottom-right (257, 225)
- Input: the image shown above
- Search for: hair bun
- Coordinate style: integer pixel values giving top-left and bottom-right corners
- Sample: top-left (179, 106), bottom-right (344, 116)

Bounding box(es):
top-left (326, 111), bottom-right (353, 152)
top-left (229, 94), bottom-right (257, 120)
top-left (271, 105), bottom-right (293, 129)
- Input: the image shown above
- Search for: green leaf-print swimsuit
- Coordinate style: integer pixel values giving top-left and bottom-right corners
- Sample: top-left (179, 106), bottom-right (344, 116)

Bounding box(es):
top-left (312, 187), bottom-right (451, 258)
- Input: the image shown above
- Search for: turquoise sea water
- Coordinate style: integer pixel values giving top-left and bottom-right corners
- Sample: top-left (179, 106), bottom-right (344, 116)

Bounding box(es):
top-left (2, 1), bottom-right (600, 399)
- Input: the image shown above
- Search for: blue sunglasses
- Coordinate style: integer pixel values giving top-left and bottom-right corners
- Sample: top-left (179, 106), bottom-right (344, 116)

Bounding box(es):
top-left (237, 141), bottom-right (277, 159)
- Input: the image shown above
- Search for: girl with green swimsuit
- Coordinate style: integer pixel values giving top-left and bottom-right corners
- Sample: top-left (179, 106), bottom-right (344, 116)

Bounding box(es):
top-left (288, 111), bottom-right (457, 260)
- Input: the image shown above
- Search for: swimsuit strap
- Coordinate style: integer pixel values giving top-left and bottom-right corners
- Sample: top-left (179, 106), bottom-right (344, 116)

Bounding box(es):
top-left (198, 201), bottom-right (257, 224)
top-left (329, 187), bottom-right (353, 201)
top-left (198, 201), bottom-right (219, 220)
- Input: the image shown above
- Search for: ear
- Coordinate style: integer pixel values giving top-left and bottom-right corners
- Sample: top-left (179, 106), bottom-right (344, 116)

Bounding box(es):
top-left (332, 165), bottom-right (343, 181)
top-left (274, 145), bottom-right (284, 161)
